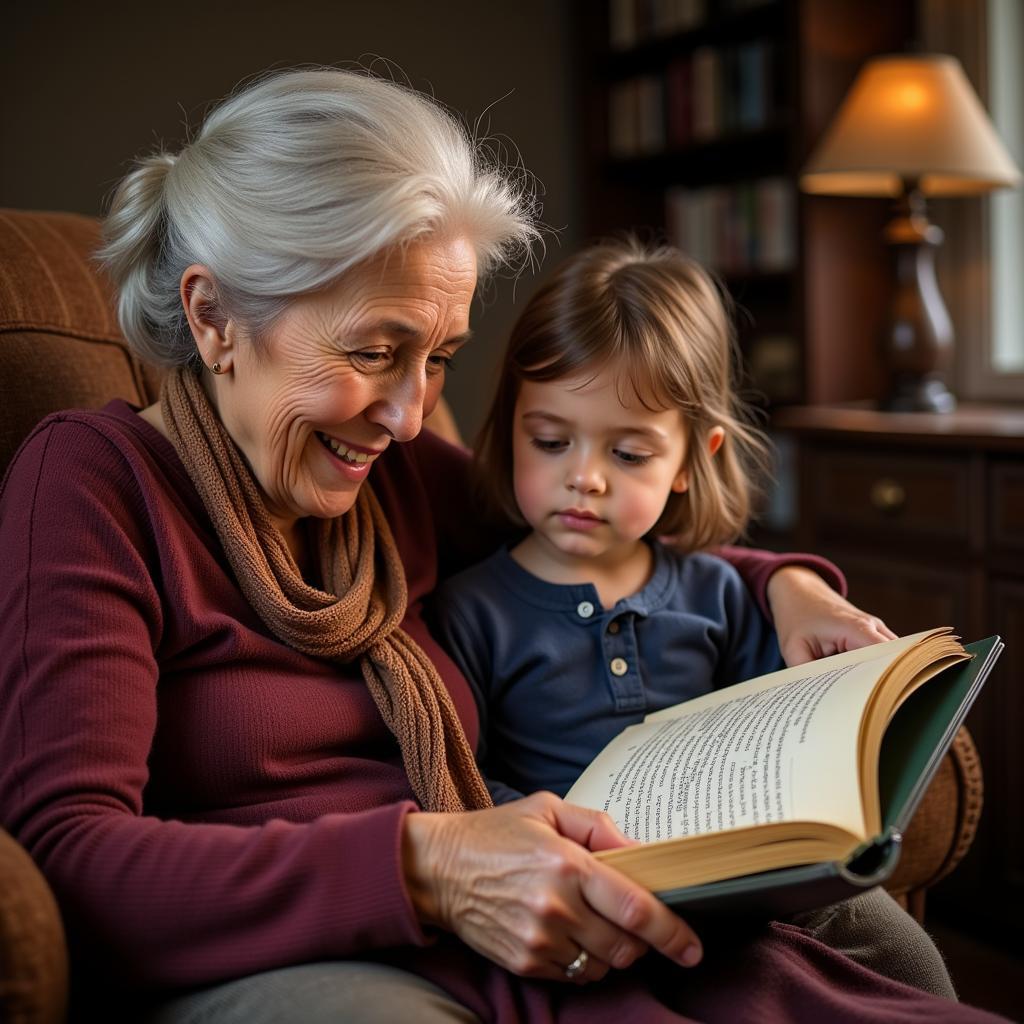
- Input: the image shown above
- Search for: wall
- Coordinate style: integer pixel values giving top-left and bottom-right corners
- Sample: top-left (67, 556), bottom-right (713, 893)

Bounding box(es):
top-left (1, 0), bottom-right (580, 439)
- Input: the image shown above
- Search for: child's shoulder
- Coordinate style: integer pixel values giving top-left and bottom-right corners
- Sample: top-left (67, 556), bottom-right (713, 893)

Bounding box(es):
top-left (658, 544), bottom-right (744, 586)
top-left (434, 547), bottom-right (511, 606)
top-left (655, 545), bottom-right (758, 614)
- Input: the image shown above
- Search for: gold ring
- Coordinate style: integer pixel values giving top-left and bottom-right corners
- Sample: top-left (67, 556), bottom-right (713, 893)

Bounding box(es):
top-left (564, 948), bottom-right (589, 980)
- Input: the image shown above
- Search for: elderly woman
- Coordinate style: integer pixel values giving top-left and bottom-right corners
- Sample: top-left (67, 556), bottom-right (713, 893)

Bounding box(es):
top-left (0, 69), bottom-right (978, 1024)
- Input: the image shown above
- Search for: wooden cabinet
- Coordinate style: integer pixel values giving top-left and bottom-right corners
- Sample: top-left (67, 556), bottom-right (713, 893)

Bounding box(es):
top-left (775, 403), bottom-right (1024, 942)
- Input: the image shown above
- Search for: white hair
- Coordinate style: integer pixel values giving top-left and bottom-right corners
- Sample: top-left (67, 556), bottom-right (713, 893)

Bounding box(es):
top-left (98, 68), bottom-right (541, 366)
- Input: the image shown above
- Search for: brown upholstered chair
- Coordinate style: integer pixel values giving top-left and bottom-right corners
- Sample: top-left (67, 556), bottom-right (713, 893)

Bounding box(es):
top-left (0, 208), bottom-right (985, 1024)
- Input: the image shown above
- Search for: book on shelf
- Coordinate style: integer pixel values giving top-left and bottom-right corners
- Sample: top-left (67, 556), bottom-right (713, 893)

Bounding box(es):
top-left (666, 177), bottom-right (795, 275)
top-left (636, 74), bottom-right (666, 155)
top-left (666, 58), bottom-right (693, 149)
top-left (605, 38), bottom-right (776, 160)
top-left (609, 0), bottom-right (707, 51)
top-left (690, 47), bottom-right (720, 140)
top-left (735, 40), bottom-right (772, 130)
top-left (566, 629), bottom-right (1002, 917)
top-left (609, 0), bottom-right (638, 51)
top-left (755, 177), bottom-right (796, 270)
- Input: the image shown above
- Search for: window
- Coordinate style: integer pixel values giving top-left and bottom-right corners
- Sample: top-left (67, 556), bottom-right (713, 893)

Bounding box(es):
top-left (987, 0), bottom-right (1024, 378)
top-left (923, 0), bottom-right (1024, 401)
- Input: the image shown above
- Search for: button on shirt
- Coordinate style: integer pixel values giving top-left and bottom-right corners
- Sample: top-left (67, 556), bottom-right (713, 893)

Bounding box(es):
top-left (430, 543), bottom-right (783, 802)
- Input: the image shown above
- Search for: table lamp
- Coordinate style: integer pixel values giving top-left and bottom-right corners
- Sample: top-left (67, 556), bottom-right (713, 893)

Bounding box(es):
top-left (801, 55), bottom-right (1021, 412)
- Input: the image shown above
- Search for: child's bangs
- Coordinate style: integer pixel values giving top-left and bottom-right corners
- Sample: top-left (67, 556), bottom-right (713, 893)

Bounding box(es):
top-left (613, 325), bottom-right (701, 417)
top-left (514, 305), bottom-right (622, 386)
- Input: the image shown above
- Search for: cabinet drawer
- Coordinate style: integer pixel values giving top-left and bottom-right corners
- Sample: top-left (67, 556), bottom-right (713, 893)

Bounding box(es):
top-left (991, 460), bottom-right (1024, 550)
top-left (804, 448), bottom-right (972, 543)
top-left (823, 549), bottom-right (972, 637)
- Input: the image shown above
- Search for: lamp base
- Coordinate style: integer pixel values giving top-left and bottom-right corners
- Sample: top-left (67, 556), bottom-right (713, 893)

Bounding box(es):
top-left (882, 188), bottom-right (956, 415)
top-left (881, 374), bottom-right (957, 413)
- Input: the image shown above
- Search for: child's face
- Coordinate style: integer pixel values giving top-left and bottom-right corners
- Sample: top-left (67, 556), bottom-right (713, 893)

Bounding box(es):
top-left (511, 366), bottom-right (690, 564)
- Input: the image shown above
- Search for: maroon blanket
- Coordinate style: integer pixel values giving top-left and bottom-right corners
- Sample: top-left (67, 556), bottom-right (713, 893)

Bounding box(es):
top-left (395, 922), bottom-right (1008, 1023)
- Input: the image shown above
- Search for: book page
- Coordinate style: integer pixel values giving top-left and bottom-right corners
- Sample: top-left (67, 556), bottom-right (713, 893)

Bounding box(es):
top-left (644, 630), bottom-right (941, 727)
top-left (566, 652), bottom-right (904, 843)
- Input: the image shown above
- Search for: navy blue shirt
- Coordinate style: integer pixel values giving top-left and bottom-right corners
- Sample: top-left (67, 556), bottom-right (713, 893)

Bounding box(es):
top-left (430, 543), bottom-right (783, 803)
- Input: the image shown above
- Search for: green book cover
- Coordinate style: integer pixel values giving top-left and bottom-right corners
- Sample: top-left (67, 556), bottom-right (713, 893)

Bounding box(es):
top-left (879, 636), bottom-right (1001, 834)
top-left (656, 636), bottom-right (1002, 919)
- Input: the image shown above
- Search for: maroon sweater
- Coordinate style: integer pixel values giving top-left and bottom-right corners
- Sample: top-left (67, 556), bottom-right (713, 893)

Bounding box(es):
top-left (2, 402), bottom-right (1000, 1022)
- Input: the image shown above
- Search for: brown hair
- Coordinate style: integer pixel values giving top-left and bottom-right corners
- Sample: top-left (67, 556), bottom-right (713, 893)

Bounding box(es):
top-left (474, 236), bottom-right (771, 551)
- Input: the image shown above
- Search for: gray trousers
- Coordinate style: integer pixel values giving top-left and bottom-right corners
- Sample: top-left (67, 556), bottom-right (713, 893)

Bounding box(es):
top-left (791, 886), bottom-right (956, 999)
top-left (143, 888), bottom-right (954, 1023)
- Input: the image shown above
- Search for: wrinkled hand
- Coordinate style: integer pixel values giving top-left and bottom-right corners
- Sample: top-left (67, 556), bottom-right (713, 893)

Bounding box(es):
top-left (402, 792), bottom-right (702, 983)
top-left (767, 566), bottom-right (896, 666)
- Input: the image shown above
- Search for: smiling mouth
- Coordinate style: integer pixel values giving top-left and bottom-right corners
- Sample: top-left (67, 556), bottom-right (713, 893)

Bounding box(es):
top-left (316, 431), bottom-right (381, 465)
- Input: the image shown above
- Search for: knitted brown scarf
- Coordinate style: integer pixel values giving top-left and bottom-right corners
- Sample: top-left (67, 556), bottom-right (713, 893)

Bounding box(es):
top-left (160, 366), bottom-right (492, 814)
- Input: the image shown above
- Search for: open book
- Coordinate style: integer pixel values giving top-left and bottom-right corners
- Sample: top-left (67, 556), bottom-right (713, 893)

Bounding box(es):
top-left (566, 628), bottom-right (1002, 917)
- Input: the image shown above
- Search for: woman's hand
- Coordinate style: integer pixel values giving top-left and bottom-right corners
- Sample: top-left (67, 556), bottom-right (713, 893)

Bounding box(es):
top-left (402, 792), bottom-right (702, 983)
top-left (767, 566), bottom-right (896, 667)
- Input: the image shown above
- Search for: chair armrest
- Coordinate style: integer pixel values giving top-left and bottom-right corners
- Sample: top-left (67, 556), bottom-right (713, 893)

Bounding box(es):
top-left (0, 828), bottom-right (67, 1024)
top-left (883, 726), bottom-right (984, 921)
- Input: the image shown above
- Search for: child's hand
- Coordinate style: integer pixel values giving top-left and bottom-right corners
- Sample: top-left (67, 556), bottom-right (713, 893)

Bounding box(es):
top-left (767, 566), bottom-right (896, 666)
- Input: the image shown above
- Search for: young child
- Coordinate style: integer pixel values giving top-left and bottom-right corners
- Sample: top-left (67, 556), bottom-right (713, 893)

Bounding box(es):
top-left (431, 237), bottom-right (783, 804)
top-left (432, 241), bottom-right (958, 1001)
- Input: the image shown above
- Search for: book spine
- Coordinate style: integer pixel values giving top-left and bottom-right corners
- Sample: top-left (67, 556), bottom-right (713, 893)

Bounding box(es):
top-left (609, 0), bottom-right (637, 51)
top-left (638, 75), bottom-right (667, 155)
top-left (691, 47), bottom-right (720, 141)
top-left (666, 176), bottom-right (796, 275)
top-left (666, 58), bottom-right (692, 149)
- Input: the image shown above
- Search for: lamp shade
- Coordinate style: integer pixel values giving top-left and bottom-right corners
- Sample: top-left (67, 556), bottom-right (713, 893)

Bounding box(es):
top-left (801, 55), bottom-right (1021, 197)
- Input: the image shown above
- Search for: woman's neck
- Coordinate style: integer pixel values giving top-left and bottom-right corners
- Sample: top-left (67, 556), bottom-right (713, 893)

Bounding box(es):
top-left (138, 401), bottom-right (311, 576)
top-left (509, 534), bottom-right (654, 610)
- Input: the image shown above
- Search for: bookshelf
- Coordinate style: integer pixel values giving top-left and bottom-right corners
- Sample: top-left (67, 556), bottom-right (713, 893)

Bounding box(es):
top-left (578, 0), bottom-right (916, 408)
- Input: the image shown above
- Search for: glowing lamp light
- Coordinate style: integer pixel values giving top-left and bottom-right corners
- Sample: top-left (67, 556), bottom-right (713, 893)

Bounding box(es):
top-left (801, 55), bottom-right (1020, 411)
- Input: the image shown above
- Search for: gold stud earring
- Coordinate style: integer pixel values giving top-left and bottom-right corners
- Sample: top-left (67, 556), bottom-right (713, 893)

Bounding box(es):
top-left (211, 362), bottom-right (223, 374)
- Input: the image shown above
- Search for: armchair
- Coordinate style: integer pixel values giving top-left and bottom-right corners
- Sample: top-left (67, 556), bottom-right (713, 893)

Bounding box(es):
top-left (0, 208), bottom-right (985, 1024)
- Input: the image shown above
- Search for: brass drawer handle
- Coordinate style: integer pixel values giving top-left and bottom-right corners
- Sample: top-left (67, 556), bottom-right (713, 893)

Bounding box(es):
top-left (870, 478), bottom-right (906, 513)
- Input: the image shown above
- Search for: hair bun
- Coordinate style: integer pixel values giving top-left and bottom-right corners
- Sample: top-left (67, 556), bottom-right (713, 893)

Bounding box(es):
top-left (98, 150), bottom-right (185, 364)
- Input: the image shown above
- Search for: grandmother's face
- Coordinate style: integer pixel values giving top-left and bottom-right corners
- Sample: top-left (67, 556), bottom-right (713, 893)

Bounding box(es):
top-left (216, 236), bottom-right (477, 533)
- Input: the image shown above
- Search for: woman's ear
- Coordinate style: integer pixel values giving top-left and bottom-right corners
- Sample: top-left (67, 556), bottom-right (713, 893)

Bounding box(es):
top-left (181, 264), bottom-right (234, 374)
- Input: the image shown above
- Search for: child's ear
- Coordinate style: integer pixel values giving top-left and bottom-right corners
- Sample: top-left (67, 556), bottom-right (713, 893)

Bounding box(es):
top-left (707, 426), bottom-right (726, 458)
top-left (671, 426), bottom-right (726, 494)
